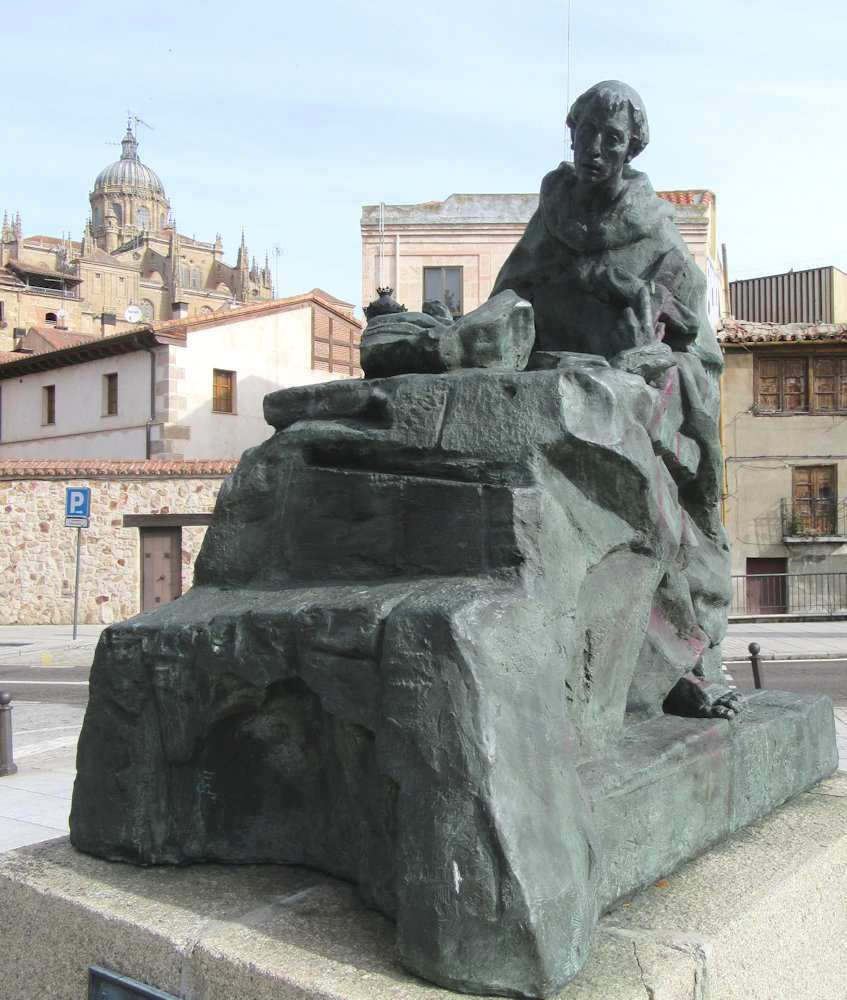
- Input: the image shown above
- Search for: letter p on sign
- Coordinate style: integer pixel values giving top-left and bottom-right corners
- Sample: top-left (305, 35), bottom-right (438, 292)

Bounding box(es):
top-left (66, 488), bottom-right (91, 518)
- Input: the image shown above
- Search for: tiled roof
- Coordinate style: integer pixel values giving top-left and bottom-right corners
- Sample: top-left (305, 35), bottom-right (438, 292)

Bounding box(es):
top-left (26, 327), bottom-right (98, 351)
top-left (718, 320), bottom-right (847, 345)
top-left (0, 459), bottom-right (238, 480)
top-left (150, 290), bottom-right (361, 336)
top-left (24, 235), bottom-right (82, 253)
top-left (81, 248), bottom-right (122, 265)
top-left (656, 190), bottom-right (714, 207)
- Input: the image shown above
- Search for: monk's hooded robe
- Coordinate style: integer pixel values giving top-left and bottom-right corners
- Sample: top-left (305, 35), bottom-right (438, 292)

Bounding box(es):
top-left (492, 161), bottom-right (732, 709)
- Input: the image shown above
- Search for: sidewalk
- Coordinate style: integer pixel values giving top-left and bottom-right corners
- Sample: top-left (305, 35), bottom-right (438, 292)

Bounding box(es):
top-left (1, 622), bottom-right (846, 854)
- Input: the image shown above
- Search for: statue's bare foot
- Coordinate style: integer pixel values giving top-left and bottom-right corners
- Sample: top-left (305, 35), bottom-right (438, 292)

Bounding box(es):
top-left (664, 674), bottom-right (746, 720)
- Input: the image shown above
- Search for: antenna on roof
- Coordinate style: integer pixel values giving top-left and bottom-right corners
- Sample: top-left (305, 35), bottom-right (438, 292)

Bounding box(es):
top-left (134, 115), bottom-right (154, 133)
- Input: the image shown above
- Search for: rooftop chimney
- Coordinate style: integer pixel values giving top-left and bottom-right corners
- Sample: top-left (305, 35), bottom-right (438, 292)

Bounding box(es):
top-left (101, 312), bottom-right (116, 338)
top-left (171, 301), bottom-right (189, 319)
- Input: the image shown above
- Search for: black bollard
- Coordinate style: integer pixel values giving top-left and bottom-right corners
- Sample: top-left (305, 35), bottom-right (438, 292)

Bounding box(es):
top-left (0, 691), bottom-right (17, 777)
top-left (748, 642), bottom-right (763, 690)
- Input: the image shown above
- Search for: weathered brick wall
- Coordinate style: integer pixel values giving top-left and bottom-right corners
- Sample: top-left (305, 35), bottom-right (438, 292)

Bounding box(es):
top-left (0, 460), bottom-right (237, 625)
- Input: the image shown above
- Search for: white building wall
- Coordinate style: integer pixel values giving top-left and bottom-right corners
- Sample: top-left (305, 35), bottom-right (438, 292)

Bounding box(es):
top-left (178, 306), bottom-right (348, 460)
top-left (0, 351), bottom-right (153, 460)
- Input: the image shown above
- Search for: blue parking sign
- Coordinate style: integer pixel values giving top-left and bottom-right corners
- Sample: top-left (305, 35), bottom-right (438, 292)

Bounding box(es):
top-left (66, 488), bottom-right (91, 518)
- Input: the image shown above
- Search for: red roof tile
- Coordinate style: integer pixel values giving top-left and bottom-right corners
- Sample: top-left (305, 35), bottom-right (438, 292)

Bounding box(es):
top-left (656, 190), bottom-right (713, 208)
top-left (718, 320), bottom-right (847, 345)
top-left (0, 459), bottom-right (239, 479)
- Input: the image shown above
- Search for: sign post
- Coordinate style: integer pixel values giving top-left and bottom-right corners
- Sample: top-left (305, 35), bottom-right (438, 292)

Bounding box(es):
top-left (66, 489), bottom-right (91, 640)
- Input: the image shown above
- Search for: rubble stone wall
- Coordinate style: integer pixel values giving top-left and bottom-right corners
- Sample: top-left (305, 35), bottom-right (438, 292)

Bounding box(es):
top-left (0, 460), bottom-right (236, 625)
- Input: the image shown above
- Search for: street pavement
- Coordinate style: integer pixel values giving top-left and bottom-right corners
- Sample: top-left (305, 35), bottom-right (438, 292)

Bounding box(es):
top-left (1, 621), bottom-right (846, 854)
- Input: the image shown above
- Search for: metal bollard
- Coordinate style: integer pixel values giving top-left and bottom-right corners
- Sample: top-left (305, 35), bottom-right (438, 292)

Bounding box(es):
top-left (748, 642), bottom-right (763, 690)
top-left (0, 691), bottom-right (17, 776)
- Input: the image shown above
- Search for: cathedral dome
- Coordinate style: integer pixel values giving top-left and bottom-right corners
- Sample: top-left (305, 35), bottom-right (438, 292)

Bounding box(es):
top-left (93, 126), bottom-right (166, 196)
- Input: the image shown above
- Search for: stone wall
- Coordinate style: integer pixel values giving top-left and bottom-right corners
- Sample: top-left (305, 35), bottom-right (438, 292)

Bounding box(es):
top-left (0, 459), bottom-right (236, 625)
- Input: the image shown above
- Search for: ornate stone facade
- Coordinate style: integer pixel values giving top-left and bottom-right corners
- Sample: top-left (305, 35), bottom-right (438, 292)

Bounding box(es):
top-left (1, 122), bottom-right (273, 347)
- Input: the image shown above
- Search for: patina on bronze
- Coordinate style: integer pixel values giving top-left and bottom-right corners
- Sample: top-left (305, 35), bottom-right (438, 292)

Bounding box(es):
top-left (71, 82), bottom-right (838, 998)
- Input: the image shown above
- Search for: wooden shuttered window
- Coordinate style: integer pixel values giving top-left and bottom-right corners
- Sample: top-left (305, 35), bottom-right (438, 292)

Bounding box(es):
top-left (811, 356), bottom-right (847, 412)
top-left (755, 354), bottom-right (847, 413)
top-left (212, 369), bottom-right (235, 413)
top-left (792, 465), bottom-right (836, 535)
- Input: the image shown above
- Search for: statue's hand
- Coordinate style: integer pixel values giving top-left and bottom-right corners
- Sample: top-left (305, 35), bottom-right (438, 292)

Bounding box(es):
top-left (664, 674), bottom-right (746, 720)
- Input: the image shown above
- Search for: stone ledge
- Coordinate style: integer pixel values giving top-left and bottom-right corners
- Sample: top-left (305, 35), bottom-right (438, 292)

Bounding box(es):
top-left (2, 772), bottom-right (846, 1000)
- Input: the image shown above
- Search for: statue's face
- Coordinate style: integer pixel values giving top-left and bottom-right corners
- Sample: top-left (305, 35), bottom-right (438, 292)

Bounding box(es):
top-left (571, 97), bottom-right (632, 192)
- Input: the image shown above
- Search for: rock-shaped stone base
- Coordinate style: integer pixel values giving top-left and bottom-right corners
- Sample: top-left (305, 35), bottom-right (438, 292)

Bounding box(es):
top-left (69, 368), bottom-right (838, 996)
top-left (42, 771), bottom-right (846, 1000)
top-left (70, 584), bottom-right (838, 996)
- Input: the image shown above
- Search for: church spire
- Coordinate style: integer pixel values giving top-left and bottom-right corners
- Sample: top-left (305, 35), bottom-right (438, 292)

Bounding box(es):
top-left (120, 119), bottom-right (139, 161)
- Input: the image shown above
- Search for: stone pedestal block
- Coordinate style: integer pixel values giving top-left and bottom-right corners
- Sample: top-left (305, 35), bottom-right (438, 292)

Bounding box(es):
top-left (5, 773), bottom-right (847, 1000)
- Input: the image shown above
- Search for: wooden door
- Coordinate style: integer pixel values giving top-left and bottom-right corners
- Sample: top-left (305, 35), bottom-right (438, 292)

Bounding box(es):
top-left (140, 527), bottom-right (182, 611)
top-left (745, 557), bottom-right (787, 615)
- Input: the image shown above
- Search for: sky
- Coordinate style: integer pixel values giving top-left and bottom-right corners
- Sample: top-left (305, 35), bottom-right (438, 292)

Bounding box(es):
top-left (2, 0), bottom-right (845, 318)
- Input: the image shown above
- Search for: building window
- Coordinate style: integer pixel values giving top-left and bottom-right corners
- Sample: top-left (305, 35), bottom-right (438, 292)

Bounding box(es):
top-left (111, 203), bottom-right (122, 226)
top-left (137, 206), bottom-right (150, 230)
top-left (212, 369), bottom-right (235, 413)
top-left (182, 266), bottom-right (190, 286)
top-left (140, 299), bottom-right (154, 322)
top-left (103, 373), bottom-right (118, 416)
top-left (45, 312), bottom-right (57, 325)
top-left (754, 354), bottom-right (847, 414)
top-left (43, 385), bottom-right (56, 425)
top-left (423, 266), bottom-right (463, 318)
top-left (791, 465), bottom-right (837, 536)
top-left (191, 268), bottom-right (202, 289)
top-left (0, 301), bottom-right (5, 322)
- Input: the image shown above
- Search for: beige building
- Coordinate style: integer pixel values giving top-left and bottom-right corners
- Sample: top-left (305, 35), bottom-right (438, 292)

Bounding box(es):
top-left (1, 122), bottom-right (273, 347)
top-left (0, 290), bottom-right (362, 462)
top-left (718, 319), bottom-right (847, 613)
top-left (361, 189), bottom-right (726, 325)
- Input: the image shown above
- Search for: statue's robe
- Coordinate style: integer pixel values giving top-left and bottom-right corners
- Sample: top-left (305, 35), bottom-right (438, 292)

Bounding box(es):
top-left (493, 162), bottom-right (731, 707)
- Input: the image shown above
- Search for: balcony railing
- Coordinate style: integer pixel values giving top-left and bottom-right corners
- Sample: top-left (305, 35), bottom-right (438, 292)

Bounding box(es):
top-left (781, 497), bottom-right (847, 538)
top-left (730, 572), bottom-right (847, 617)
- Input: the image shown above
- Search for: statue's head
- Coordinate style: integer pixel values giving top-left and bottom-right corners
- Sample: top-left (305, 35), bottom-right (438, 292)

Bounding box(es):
top-left (566, 81), bottom-right (649, 194)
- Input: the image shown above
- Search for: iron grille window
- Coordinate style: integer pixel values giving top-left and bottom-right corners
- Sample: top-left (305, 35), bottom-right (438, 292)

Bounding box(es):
top-left (754, 354), bottom-right (847, 413)
top-left (212, 369), bottom-right (235, 413)
top-left (423, 266), bottom-right (463, 318)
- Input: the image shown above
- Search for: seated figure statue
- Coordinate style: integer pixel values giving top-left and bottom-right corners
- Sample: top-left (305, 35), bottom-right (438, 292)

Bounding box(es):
top-left (494, 80), bottom-right (740, 720)
top-left (363, 79), bottom-right (741, 722)
top-left (71, 80), bottom-right (836, 1000)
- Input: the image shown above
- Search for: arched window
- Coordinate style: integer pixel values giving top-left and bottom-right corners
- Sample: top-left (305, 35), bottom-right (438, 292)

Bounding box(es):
top-left (111, 203), bottom-right (122, 226)
top-left (199, 306), bottom-right (213, 316)
top-left (140, 299), bottom-right (154, 322)
top-left (137, 207), bottom-right (150, 230)
top-left (159, 213), bottom-right (165, 230)
top-left (182, 266), bottom-right (190, 286)
top-left (94, 206), bottom-right (101, 227)
top-left (45, 312), bottom-right (57, 325)
top-left (191, 268), bottom-right (202, 289)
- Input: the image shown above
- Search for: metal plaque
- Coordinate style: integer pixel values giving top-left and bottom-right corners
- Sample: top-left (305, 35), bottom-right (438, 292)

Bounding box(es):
top-left (89, 967), bottom-right (179, 1000)
top-left (65, 516), bottom-right (90, 528)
